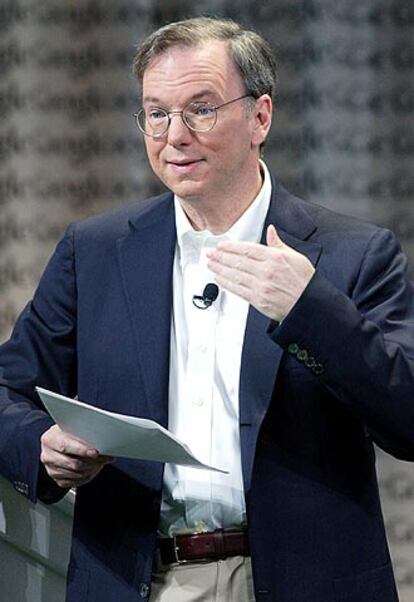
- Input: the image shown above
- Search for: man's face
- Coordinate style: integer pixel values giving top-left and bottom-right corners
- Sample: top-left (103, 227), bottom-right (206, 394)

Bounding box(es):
top-left (141, 41), bottom-right (268, 205)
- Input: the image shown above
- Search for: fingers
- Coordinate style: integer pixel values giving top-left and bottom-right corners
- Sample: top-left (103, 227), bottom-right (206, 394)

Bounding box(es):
top-left (207, 234), bottom-right (283, 285)
top-left (207, 242), bottom-right (266, 285)
top-left (207, 227), bottom-right (315, 322)
top-left (209, 239), bottom-right (271, 263)
top-left (52, 461), bottom-right (112, 489)
top-left (42, 424), bottom-right (97, 457)
top-left (40, 425), bottom-right (114, 489)
top-left (42, 457), bottom-right (106, 489)
top-left (42, 450), bottom-right (114, 489)
top-left (208, 225), bottom-right (284, 262)
top-left (207, 255), bottom-right (255, 289)
top-left (266, 224), bottom-right (284, 248)
top-left (212, 271), bottom-right (252, 305)
top-left (207, 244), bottom-right (259, 305)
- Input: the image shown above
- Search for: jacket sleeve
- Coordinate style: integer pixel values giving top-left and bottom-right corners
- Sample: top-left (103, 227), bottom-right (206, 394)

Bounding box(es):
top-left (0, 225), bottom-right (77, 503)
top-left (272, 227), bottom-right (414, 460)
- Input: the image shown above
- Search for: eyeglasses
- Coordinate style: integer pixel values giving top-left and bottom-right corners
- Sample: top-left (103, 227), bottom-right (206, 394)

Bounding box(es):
top-left (134, 94), bottom-right (253, 138)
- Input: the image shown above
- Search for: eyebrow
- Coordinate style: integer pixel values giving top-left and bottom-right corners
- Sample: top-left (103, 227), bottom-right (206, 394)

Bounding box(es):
top-left (142, 90), bottom-right (217, 106)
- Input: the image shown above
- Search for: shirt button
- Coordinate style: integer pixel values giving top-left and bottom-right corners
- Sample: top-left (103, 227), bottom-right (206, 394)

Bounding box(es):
top-left (193, 397), bottom-right (205, 407)
top-left (198, 344), bottom-right (208, 354)
top-left (139, 582), bottom-right (150, 598)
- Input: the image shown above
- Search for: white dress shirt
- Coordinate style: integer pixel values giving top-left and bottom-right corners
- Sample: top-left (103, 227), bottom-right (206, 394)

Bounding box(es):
top-left (159, 162), bottom-right (271, 537)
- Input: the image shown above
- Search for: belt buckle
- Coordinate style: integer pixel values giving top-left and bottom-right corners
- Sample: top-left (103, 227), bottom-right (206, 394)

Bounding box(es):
top-left (172, 534), bottom-right (188, 565)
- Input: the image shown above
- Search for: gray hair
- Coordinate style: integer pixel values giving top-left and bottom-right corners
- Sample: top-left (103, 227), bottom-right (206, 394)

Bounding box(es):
top-left (132, 16), bottom-right (277, 101)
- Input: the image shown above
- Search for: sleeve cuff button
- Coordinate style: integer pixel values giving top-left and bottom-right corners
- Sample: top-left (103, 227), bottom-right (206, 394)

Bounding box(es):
top-left (288, 343), bottom-right (299, 354)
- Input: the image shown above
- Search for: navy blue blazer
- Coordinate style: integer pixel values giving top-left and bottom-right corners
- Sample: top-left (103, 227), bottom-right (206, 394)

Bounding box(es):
top-left (1, 176), bottom-right (414, 601)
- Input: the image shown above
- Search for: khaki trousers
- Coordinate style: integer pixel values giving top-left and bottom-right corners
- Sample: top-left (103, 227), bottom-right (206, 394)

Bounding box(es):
top-left (149, 555), bottom-right (256, 602)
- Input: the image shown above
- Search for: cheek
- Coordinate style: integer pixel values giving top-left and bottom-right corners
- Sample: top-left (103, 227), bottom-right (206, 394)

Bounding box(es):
top-left (145, 140), bottom-right (162, 168)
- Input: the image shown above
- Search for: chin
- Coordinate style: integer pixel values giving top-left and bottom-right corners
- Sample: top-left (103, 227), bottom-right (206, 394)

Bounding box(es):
top-left (168, 181), bottom-right (206, 201)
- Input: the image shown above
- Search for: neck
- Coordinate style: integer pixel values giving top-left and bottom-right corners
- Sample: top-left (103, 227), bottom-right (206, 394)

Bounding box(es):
top-left (178, 164), bottom-right (263, 235)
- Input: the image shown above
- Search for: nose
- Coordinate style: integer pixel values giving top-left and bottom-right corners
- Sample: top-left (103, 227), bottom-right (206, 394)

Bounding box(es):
top-left (167, 112), bottom-right (193, 147)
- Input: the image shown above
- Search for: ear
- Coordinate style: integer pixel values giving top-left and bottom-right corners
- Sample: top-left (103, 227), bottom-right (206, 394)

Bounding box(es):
top-left (251, 94), bottom-right (273, 149)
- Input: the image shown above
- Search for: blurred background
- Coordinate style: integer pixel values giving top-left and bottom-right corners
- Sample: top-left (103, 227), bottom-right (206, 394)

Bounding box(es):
top-left (0, 1), bottom-right (413, 599)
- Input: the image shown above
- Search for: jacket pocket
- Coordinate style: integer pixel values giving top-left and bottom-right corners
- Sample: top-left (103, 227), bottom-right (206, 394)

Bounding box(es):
top-left (333, 562), bottom-right (398, 601)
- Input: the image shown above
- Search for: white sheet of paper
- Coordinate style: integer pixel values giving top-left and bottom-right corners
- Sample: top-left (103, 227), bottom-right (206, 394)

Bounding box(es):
top-left (36, 387), bottom-right (227, 473)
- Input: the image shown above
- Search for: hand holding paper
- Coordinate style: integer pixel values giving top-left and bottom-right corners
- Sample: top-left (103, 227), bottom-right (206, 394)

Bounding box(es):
top-left (40, 424), bottom-right (114, 489)
top-left (36, 387), bottom-right (227, 475)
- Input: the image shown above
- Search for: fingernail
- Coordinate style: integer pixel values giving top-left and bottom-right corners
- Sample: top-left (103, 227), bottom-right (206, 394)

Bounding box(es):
top-left (86, 449), bottom-right (98, 457)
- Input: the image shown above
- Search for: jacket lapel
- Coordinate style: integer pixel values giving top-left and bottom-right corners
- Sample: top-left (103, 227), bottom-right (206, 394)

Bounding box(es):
top-left (117, 194), bottom-right (175, 426)
top-left (239, 179), bottom-right (322, 493)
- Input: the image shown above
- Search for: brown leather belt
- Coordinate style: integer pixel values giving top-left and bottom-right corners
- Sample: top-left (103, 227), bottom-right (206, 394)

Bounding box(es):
top-left (159, 529), bottom-right (250, 564)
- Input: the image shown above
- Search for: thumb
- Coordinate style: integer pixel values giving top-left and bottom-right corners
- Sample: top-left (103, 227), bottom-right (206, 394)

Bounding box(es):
top-left (266, 224), bottom-right (284, 248)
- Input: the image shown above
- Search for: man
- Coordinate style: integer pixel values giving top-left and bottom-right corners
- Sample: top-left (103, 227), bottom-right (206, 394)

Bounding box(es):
top-left (0, 16), bottom-right (413, 602)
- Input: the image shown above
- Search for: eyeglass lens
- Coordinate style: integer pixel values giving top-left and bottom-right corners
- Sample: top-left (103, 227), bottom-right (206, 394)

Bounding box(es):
top-left (138, 102), bottom-right (217, 136)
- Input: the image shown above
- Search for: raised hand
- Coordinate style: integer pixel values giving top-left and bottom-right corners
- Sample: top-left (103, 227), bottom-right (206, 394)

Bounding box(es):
top-left (207, 224), bottom-right (315, 322)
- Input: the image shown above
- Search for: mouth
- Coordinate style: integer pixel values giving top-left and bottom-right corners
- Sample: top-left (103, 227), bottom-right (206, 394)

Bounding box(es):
top-left (166, 158), bottom-right (204, 174)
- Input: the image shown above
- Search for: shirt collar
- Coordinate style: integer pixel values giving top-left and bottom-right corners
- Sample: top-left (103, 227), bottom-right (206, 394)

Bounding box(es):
top-left (174, 160), bottom-right (271, 263)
